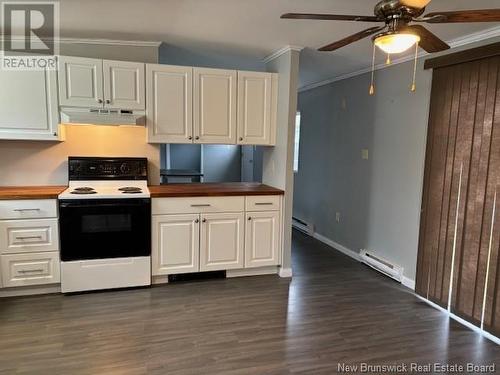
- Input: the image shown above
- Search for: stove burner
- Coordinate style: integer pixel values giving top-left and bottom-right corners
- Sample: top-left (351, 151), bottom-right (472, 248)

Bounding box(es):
top-left (119, 187), bottom-right (143, 194)
top-left (70, 187), bottom-right (97, 195)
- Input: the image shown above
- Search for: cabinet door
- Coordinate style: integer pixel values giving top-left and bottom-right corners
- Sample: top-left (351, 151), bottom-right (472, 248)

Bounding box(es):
top-left (103, 60), bottom-right (145, 110)
top-left (146, 64), bottom-right (193, 143)
top-left (194, 68), bottom-right (237, 144)
top-left (237, 71), bottom-right (277, 145)
top-left (245, 211), bottom-right (280, 268)
top-left (200, 212), bottom-right (244, 271)
top-left (0, 68), bottom-right (60, 140)
top-left (58, 56), bottom-right (103, 107)
top-left (152, 214), bottom-right (199, 275)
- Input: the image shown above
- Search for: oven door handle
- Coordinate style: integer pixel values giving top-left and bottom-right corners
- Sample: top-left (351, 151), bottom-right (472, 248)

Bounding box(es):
top-left (59, 202), bottom-right (147, 209)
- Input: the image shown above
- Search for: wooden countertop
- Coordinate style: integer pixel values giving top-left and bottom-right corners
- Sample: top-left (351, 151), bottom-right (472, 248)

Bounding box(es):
top-left (148, 183), bottom-right (284, 198)
top-left (0, 186), bottom-right (67, 200)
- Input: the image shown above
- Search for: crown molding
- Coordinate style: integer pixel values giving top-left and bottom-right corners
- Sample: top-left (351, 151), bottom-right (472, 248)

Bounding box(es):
top-left (1, 35), bottom-right (162, 47)
top-left (299, 25), bottom-right (500, 93)
top-left (263, 45), bottom-right (304, 64)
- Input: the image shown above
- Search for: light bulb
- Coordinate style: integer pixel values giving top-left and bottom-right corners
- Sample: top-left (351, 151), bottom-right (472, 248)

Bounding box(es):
top-left (374, 33), bottom-right (421, 54)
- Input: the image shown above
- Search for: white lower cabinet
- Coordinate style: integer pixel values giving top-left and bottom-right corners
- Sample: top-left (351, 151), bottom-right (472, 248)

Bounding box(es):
top-left (0, 199), bottom-right (60, 289)
top-left (152, 214), bottom-right (200, 275)
top-left (200, 212), bottom-right (244, 271)
top-left (245, 211), bottom-right (280, 268)
top-left (1, 251), bottom-right (60, 287)
top-left (152, 195), bottom-right (282, 277)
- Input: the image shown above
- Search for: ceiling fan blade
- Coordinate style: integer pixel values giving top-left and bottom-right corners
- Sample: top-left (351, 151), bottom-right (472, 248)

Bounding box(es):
top-left (400, 0), bottom-right (432, 8)
top-left (402, 25), bottom-right (450, 53)
top-left (318, 26), bottom-right (386, 52)
top-left (424, 9), bottom-right (500, 23)
top-left (281, 13), bottom-right (381, 22)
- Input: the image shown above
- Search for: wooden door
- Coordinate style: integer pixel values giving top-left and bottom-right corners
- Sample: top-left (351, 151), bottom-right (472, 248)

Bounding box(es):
top-left (146, 64), bottom-right (193, 143)
top-left (152, 214), bottom-right (200, 275)
top-left (245, 211), bottom-right (280, 268)
top-left (103, 60), bottom-right (145, 110)
top-left (199, 212), bottom-right (244, 271)
top-left (237, 71), bottom-right (277, 145)
top-left (58, 56), bottom-right (103, 107)
top-left (194, 68), bottom-right (237, 144)
top-left (0, 68), bottom-right (59, 140)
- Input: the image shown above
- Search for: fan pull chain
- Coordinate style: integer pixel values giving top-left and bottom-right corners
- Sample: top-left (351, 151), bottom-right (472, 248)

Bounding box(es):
top-left (369, 43), bottom-right (376, 96)
top-left (411, 41), bottom-right (419, 92)
top-left (386, 53), bottom-right (391, 65)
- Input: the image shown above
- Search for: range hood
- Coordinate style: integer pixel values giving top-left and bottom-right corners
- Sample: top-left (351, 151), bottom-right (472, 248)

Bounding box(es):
top-left (60, 108), bottom-right (145, 126)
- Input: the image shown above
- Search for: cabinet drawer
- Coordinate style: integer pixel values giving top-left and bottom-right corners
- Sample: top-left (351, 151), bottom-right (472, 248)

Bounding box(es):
top-left (0, 199), bottom-right (58, 220)
top-left (0, 219), bottom-right (59, 254)
top-left (245, 195), bottom-right (281, 212)
top-left (1, 252), bottom-right (60, 287)
top-left (152, 196), bottom-right (244, 215)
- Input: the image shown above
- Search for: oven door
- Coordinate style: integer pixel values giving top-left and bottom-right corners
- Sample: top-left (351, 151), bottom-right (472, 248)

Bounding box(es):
top-left (59, 199), bottom-right (151, 262)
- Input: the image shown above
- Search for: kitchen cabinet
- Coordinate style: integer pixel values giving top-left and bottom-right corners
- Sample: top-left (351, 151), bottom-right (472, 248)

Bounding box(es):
top-left (58, 56), bottom-right (145, 110)
top-left (0, 68), bottom-right (60, 141)
top-left (237, 71), bottom-right (277, 146)
top-left (151, 193), bottom-right (282, 278)
top-left (146, 64), bottom-right (193, 143)
top-left (194, 68), bottom-right (237, 144)
top-left (199, 212), bottom-right (244, 271)
top-left (245, 211), bottom-right (280, 268)
top-left (152, 214), bottom-right (200, 275)
top-left (0, 199), bottom-right (60, 288)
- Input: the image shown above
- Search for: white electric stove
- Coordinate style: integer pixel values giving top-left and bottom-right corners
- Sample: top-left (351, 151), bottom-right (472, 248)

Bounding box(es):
top-left (58, 157), bottom-right (151, 293)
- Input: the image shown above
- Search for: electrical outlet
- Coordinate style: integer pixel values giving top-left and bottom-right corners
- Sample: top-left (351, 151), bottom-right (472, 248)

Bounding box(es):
top-left (336, 212), bottom-right (341, 223)
top-left (362, 149), bottom-right (369, 160)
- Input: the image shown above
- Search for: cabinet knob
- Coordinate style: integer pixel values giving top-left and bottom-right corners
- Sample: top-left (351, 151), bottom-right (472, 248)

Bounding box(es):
top-left (195, 219), bottom-right (199, 223)
top-left (239, 137), bottom-right (243, 141)
top-left (195, 136), bottom-right (200, 140)
top-left (106, 99), bottom-right (111, 104)
top-left (248, 217), bottom-right (252, 221)
top-left (188, 136), bottom-right (193, 140)
top-left (97, 99), bottom-right (103, 104)
top-left (202, 218), bottom-right (207, 223)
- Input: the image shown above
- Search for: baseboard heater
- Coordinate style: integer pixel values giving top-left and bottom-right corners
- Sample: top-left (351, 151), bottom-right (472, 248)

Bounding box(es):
top-left (292, 217), bottom-right (314, 235)
top-left (359, 250), bottom-right (404, 283)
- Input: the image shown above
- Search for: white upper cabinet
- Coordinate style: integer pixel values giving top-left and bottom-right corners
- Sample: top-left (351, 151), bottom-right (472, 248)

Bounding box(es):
top-left (146, 64), bottom-right (193, 143)
top-left (237, 71), bottom-right (277, 146)
top-left (103, 60), bottom-right (145, 110)
top-left (0, 68), bottom-right (60, 141)
top-left (58, 56), bottom-right (104, 108)
top-left (58, 56), bottom-right (145, 110)
top-left (194, 68), bottom-right (237, 144)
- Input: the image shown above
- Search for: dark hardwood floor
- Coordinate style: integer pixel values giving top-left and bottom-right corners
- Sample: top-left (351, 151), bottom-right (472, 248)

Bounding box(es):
top-left (1, 230), bottom-right (499, 374)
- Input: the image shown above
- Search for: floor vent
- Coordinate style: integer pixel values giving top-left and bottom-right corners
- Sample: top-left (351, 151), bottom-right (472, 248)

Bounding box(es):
top-left (292, 217), bottom-right (314, 235)
top-left (360, 250), bottom-right (404, 283)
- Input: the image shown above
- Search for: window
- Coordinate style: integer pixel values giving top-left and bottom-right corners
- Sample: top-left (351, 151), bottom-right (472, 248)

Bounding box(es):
top-left (293, 111), bottom-right (301, 172)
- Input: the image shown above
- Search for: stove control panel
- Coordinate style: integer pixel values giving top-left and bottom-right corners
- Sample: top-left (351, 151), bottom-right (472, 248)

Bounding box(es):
top-left (68, 157), bottom-right (148, 181)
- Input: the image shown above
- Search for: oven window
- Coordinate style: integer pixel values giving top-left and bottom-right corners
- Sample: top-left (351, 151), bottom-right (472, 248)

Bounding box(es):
top-left (81, 214), bottom-right (132, 233)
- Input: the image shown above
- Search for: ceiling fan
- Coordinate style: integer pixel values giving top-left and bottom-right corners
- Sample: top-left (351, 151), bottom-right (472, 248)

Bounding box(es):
top-left (281, 0), bottom-right (500, 54)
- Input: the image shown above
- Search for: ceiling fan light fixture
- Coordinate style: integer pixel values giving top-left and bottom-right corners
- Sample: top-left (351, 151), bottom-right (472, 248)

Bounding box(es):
top-left (374, 33), bottom-right (421, 54)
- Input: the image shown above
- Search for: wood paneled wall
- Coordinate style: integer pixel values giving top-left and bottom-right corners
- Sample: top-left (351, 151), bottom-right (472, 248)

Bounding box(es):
top-left (417, 50), bottom-right (500, 337)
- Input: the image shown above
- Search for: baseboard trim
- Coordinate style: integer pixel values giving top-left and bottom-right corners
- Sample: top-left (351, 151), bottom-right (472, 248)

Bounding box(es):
top-left (0, 284), bottom-right (61, 298)
top-left (227, 266), bottom-right (279, 278)
top-left (151, 275), bottom-right (169, 285)
top-left (402, 276), bottom-right (416, 291)
top-left (312, 232), bottom-right (361, 262)
top-left (278, 267), bottom-right (293, 278)
top-left (416, 295), bottom-right (500, 345)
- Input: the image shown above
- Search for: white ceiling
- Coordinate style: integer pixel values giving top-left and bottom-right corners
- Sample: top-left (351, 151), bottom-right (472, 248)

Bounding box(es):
top-left (59, 0), bottom-right (500, 88)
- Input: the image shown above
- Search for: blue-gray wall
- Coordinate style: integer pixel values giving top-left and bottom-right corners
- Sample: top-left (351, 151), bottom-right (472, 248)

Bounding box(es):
top-left (202, 145), bottom-right (241, 182)
top-left (294, 58), bottom-right (432, 281)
